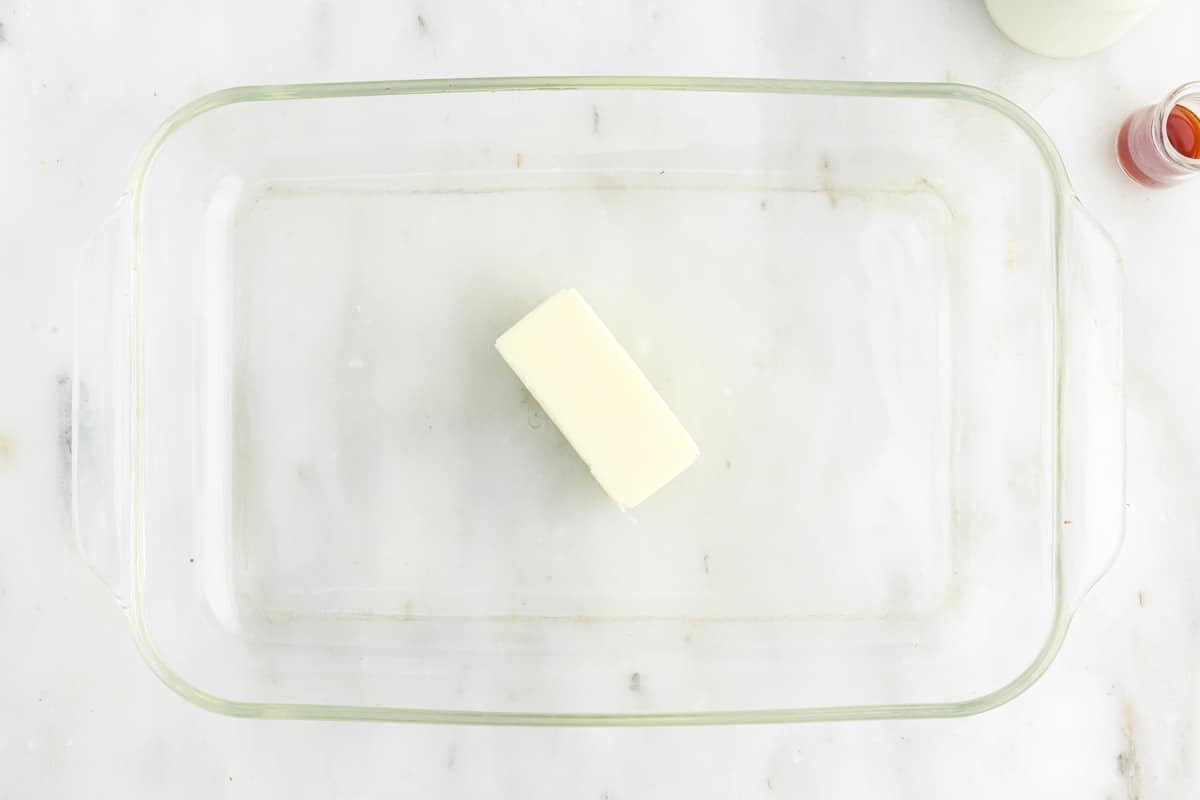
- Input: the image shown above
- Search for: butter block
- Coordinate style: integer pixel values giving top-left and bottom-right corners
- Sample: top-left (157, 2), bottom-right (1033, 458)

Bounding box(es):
top-left (496, 289), bottom-right (699, 509)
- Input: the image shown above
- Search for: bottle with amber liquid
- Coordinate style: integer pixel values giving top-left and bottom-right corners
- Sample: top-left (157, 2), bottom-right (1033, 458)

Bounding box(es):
top-left (1117, 82), bottom-right (1200, 188)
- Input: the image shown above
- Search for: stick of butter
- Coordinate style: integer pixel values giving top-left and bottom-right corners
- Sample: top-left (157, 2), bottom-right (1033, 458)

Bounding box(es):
top-left (495, 289), bottom-right (699, 510)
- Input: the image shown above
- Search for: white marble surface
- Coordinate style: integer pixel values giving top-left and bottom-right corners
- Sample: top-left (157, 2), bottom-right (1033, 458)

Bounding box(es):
top-left (2, 0), bottom-right (1200, 796)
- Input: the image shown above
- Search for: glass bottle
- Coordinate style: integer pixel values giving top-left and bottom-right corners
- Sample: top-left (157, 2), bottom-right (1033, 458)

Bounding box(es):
top-left (1117, 82), bottom-right (1200, 188)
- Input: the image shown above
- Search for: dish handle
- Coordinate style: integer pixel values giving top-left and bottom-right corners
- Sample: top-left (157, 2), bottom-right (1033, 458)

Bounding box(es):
top-left (72, 198), bottom-right (133, 608)
top-left (1059, 199), bottom-right (1126, 614)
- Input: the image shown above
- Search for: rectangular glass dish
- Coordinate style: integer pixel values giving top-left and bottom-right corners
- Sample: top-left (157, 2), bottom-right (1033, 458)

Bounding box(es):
top-left (73, 77), bottom-right (1124, 724)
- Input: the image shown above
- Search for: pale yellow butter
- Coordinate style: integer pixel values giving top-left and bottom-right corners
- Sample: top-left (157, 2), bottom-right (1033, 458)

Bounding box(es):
top-left (496, 289), bottom-right (699, 509)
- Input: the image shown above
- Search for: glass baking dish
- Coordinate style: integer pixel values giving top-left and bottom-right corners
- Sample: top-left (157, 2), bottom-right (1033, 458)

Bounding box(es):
top-left (72, 77), bottom-right (1125, 724)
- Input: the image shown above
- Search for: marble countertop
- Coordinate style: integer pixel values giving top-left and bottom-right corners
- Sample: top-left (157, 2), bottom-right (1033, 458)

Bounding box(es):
top-left (3, 0), bottom-right (1200, 796)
